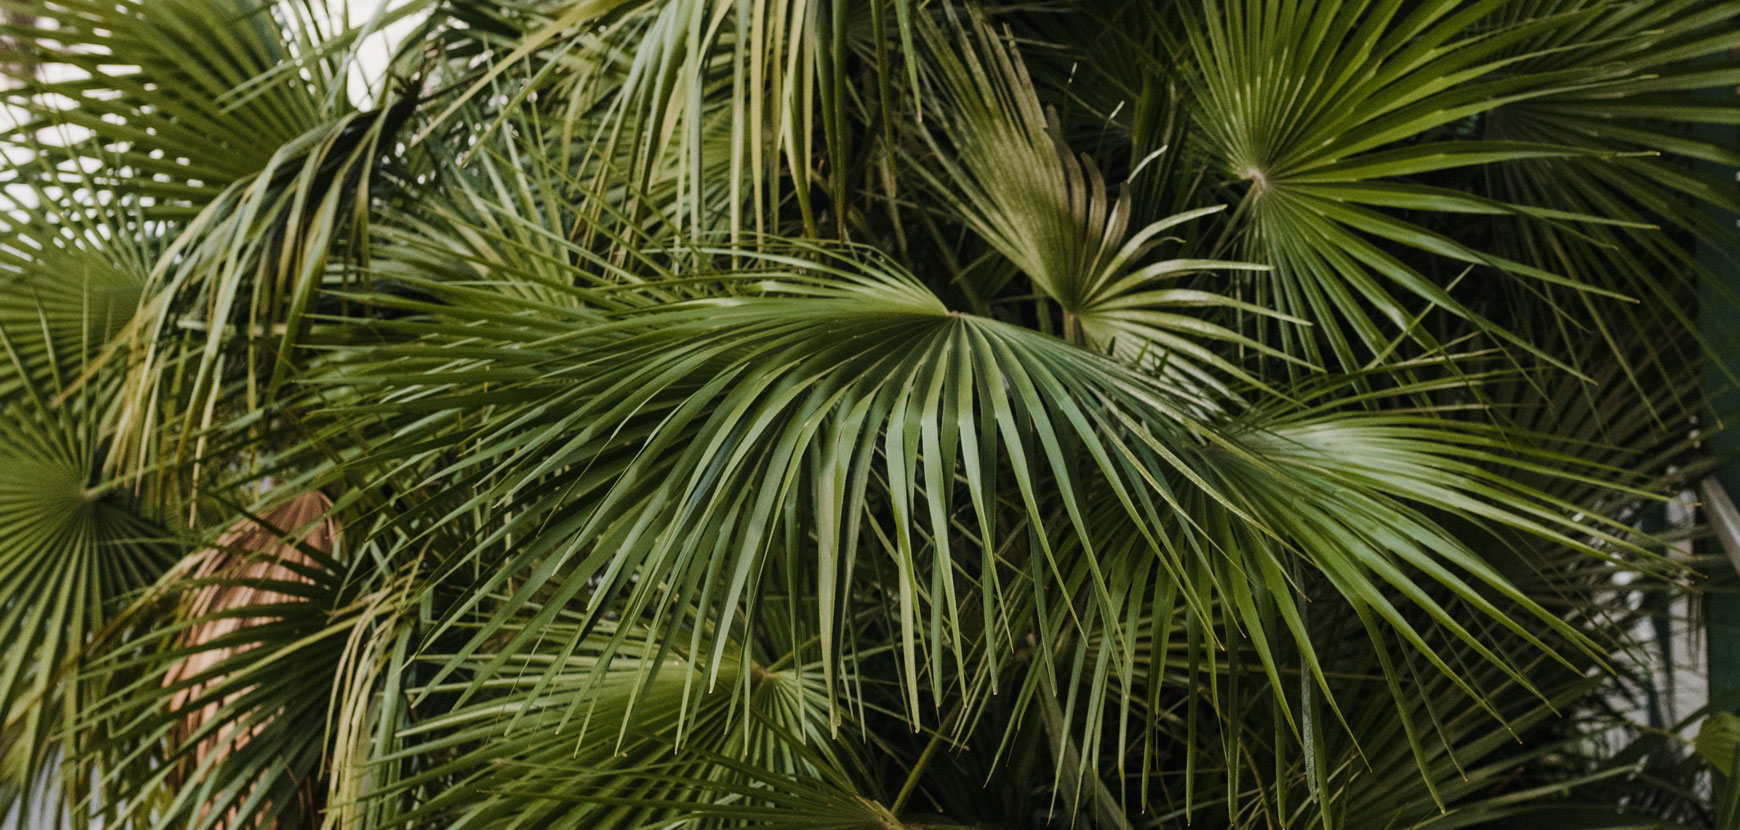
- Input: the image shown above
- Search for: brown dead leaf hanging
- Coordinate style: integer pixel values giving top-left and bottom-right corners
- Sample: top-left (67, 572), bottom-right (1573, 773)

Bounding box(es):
top-left (161, 491), bottom-right (338, 829)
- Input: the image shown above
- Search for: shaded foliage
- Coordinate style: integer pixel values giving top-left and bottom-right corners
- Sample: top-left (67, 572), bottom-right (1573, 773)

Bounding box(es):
top-left (0, 0), bottom-right (1736, 828)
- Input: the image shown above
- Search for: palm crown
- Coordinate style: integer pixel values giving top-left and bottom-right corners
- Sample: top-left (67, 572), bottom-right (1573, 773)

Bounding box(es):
top-left (1, 1), bottom-right (1737, 828)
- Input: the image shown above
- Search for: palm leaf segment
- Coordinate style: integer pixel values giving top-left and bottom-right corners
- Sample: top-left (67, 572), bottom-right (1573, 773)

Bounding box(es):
top-left (0, 377), bottom-right (171, 816)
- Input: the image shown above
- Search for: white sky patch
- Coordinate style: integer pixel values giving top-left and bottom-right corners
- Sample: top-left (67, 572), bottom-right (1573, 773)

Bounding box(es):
top-left (0, 1), bottom-right (426, 213)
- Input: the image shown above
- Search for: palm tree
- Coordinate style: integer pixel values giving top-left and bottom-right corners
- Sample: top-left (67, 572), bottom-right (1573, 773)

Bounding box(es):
top-left (1, 0), bottom-right (1737, 827)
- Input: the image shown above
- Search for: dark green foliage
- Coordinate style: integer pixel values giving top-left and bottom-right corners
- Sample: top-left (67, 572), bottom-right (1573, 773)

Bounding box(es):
top-left (0, 0), bottom-right (1735, 827)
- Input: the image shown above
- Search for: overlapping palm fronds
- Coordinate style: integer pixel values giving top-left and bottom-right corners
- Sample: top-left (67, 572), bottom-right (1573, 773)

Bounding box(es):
top-left (0, 0), bottom-right (1736, 828)
top-left (158, 492), bottom-right (336, 830)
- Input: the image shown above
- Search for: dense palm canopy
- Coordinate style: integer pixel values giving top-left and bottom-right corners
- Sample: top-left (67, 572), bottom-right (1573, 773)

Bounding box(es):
top-left (1, 0), bottom-right (1738, 827)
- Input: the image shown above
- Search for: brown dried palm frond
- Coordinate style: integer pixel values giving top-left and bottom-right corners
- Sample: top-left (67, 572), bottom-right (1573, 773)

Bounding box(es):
top-left (161, 491), bottom-right (338, 830)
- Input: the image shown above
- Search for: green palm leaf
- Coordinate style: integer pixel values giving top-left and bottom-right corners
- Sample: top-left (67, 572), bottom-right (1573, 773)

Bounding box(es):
top-left (0, 1), bottom-right (1734, 827)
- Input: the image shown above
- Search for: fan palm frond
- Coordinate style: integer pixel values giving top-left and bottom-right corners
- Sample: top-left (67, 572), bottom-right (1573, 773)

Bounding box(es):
top-left (0, 0), bottom-right (1735, 827)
